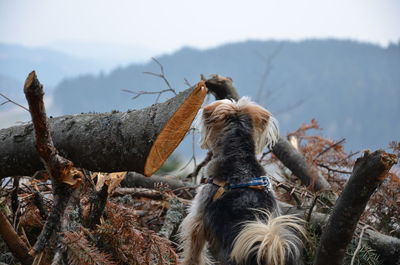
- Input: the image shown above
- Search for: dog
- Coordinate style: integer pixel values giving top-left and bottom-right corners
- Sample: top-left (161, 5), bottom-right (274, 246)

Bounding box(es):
top-left (179, 97), bottom-right (306, 265)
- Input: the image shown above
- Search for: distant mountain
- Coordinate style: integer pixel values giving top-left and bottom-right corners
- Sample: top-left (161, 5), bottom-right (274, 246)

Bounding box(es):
top-left (0, 43), bottom-right (114, 87)
top-left (47, 41), bottom-right (158, 67)
top-left (51, 39), bottom-right (400, 151)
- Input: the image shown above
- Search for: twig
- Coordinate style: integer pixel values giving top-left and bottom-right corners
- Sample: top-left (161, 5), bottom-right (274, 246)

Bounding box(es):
top-left (337, 151), bottom-right (360, 163)
top-left (350, 225), bottom-right (370, 265)
top-left (317, 163), bottom-right (352, 175)
top-left (144, 57), bottom-right (176, 95)
top-left (314, 138), bottom-right (346, 160)
top-left (122, 88), bottom-right (173, 103)
top-left (0, 92), bottom-right (30, 112)
top-left (122, 57), bottom-right (176, 103)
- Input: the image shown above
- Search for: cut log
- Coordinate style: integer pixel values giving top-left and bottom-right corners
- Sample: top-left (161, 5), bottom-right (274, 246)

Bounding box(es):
top-left (0, 80), bottom-right (206, 177)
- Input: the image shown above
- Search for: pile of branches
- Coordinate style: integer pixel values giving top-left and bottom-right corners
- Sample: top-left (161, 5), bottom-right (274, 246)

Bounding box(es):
top-left (0, 73), bottom-right (399, 265)
top-left (1, 122), bottom-right (399, 265)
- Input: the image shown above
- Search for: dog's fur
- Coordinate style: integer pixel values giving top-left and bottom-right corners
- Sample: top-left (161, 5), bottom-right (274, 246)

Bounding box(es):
top-left (180, 97), bottom-right (306, 265)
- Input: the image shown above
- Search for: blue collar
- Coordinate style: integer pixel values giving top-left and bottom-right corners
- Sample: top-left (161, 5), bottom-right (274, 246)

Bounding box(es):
top-left (208, 176), bottom-right (272, 191)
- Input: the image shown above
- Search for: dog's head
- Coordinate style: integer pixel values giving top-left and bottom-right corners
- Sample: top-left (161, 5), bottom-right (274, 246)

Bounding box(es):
top-left (200, 97), bottom-right (279, 154)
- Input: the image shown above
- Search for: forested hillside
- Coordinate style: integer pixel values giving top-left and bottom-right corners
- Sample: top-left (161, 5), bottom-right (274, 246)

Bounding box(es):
top-left (52, 39), bottom-right (399, 151)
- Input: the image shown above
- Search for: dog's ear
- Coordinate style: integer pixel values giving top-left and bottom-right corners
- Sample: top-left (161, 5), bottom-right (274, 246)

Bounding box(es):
top-left (241, 100), bottom-right (279, 154)
top-left (200, 99), bottom-right (237, 149)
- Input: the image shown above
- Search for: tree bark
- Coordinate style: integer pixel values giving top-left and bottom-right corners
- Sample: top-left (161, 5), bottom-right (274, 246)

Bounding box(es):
top-left (314, 150), bottom-right (397, 265)
top-left (0, 81), bottom-right (205, 177)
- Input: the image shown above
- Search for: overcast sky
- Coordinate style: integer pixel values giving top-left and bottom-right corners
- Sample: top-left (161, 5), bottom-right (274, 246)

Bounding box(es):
top-left (1, 0), bottom-right (399, 55)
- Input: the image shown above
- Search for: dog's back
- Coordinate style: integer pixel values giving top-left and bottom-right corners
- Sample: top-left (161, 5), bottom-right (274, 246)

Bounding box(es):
top-left (180, 98), bottom-right (305, 265)
top-left (204, 186), bottom-right (277, 264)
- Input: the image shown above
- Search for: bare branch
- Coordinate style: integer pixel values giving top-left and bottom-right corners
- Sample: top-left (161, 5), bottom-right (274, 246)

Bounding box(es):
top-left (0, 92), bottom-right (30, 112)
top-left (23, 71), bottom-right (83, 256)
top-left (143, 57), bottom-right (177, 95)
top-left (122, 88), bottom-right (172, 103)
top-left (317, 163), bottom-right (352, 175)
top-left (314, 138), bottom-right (346, 160)
top-left (122, 57), bottom-right (177, 103)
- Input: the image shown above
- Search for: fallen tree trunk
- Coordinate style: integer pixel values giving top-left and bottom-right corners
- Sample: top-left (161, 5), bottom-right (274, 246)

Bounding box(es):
top-left (314, 150), bottom-right (397, 265)
top-left (0, 80), bottom-right (206, 177)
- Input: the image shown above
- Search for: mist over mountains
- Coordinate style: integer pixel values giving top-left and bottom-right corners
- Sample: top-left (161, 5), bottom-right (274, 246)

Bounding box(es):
top-left (53, 39), bottom-right (400, 151)
top-left (1, 39), bottom-right (399, 152)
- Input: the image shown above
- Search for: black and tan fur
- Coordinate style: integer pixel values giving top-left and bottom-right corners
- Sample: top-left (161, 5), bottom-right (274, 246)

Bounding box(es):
top-left (179, 97), bottom-right (306, 265)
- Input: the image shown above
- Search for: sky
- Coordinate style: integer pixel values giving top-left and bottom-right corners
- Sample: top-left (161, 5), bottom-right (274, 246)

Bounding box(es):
top-left (0, 0), bottom-right (399, 58)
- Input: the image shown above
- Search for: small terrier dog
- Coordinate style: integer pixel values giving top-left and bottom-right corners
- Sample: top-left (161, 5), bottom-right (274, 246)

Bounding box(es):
top-left (180, 97), bottom-right (306, 265)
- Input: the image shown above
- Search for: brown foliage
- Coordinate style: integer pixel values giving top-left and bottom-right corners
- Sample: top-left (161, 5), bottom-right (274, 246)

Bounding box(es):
top-left (62, 231), bottom-right (117, 265)
top-left (94, 202), bottom-right (178, 265)
top-left (1, 120), bottom-right (398, 265)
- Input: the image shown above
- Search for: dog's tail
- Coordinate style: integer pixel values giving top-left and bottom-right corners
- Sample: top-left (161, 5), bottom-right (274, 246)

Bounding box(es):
top-left (231, 213), bottom-right (306, 265)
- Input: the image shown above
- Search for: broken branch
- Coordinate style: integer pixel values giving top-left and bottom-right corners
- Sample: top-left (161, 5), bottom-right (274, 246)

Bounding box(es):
top-left (314, 150), bottom-right (397, 265)
top-left (24, 71), bottom-right (83, 255)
